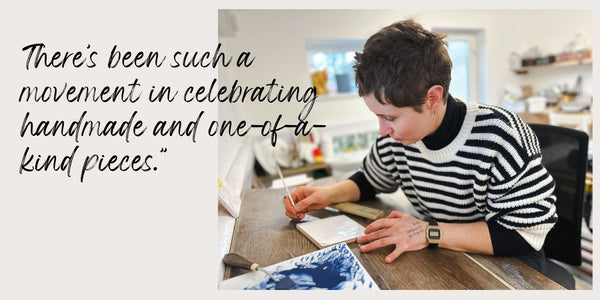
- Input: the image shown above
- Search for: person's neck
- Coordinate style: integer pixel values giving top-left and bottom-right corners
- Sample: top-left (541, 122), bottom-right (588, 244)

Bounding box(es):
top-left (422, 95), bottom-right (466, 150)
top-left (429, 100), bottom-right (447, 136)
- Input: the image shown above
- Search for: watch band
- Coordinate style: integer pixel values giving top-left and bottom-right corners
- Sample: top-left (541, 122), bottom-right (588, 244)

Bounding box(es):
top-left (427, 219), bottom-right (441, 249)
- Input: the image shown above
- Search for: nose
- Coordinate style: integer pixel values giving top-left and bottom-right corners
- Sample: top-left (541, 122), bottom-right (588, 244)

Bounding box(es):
top-left (378, 119), bottom-right (393, 137)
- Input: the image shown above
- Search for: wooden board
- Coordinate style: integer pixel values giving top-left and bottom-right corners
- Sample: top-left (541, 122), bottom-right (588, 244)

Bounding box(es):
top-left (329, 202), bottom-right (385, 220)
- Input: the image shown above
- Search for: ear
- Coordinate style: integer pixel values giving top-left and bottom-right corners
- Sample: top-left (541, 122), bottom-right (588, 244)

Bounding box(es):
top-left (426, 85), bottom-right (444, 112)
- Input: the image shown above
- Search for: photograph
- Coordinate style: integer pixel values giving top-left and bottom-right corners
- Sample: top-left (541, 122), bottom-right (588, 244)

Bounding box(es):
top-left (217, 9), bottom-right (594, 291)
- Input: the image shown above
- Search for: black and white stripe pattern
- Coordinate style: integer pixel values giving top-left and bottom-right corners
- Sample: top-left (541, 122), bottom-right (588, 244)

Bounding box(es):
top-left (361, 102), bottom-right (557, 250)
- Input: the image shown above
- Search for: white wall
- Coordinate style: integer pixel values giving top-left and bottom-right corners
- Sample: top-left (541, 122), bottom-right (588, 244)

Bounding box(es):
top-left (217, 9), bottom-right (593, 179)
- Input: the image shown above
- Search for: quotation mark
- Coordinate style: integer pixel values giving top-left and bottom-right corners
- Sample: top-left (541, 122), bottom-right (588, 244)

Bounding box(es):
top-left (153, 148), bottom-right (168, 171)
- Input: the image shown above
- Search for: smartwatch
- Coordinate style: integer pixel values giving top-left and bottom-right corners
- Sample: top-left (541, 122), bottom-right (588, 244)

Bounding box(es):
top-left (427, 219), bottom-right (441, 249)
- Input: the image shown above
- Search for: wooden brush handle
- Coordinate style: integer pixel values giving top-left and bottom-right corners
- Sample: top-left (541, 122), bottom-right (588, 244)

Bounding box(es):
top-left (223, 253), bottom-right (260, 271)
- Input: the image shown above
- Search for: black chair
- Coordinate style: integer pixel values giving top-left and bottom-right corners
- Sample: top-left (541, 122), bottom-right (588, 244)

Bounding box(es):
top-left (529, 124), bottom-right (589, 289)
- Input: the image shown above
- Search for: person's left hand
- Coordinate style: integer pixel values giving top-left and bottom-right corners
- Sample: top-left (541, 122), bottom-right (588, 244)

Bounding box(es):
top-left (356, 211), bottom-right (429, 263)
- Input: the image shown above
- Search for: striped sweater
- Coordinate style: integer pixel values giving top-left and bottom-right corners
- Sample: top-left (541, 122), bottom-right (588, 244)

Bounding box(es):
top-left (359, 101), bottom-right (557, 250)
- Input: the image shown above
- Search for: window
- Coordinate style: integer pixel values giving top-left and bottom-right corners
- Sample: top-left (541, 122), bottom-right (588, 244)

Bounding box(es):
top-left (306, 31), bottom-right (487, 103)
top-left (447, 40), bottom-right (471, 100)
top-left (437, 28), bottom-right (487, 103)
top-left (306, 40), bottom-right (364, 95)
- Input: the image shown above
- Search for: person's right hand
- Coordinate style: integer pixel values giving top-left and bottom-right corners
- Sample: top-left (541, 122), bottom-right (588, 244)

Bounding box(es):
top-left (283, 185), bottom-right (338, 220)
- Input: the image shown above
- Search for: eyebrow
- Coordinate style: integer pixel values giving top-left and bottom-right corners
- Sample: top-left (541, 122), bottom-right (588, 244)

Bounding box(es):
top-left (376, 114), bottom-right (394, 118)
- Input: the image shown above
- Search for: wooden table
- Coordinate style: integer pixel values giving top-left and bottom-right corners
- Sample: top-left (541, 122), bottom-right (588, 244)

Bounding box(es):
top-left (224, 186), bottom-right (564, 290)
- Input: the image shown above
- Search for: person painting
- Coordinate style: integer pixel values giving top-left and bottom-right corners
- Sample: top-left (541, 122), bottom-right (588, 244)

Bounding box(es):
top-left (283, 20), bottom-right (557, 277)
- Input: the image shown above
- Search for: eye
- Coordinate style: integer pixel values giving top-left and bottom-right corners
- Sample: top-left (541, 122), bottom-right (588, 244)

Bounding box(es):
top-left (383, 116), bottom-right (395, 122)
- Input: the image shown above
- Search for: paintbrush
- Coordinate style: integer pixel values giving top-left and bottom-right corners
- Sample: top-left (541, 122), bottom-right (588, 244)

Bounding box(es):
top-left (275, 164), bottom-right (295, 207)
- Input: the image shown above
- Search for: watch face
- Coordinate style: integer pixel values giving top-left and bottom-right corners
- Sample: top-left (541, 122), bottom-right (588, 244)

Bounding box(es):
top-left (428, 227), bottom-right (441, 243)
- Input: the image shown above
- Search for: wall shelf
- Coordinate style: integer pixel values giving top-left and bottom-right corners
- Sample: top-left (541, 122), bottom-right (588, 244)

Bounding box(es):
top-left (514, 57), bottom-right (592, 74)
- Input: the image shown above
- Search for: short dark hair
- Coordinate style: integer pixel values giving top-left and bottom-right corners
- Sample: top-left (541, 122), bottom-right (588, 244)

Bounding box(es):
top-left (354, 20), bottom-right (452, 112)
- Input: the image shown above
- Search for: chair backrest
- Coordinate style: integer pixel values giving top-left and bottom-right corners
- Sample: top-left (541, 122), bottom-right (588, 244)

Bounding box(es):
top-left (529, 124), bottom-right (588, 266)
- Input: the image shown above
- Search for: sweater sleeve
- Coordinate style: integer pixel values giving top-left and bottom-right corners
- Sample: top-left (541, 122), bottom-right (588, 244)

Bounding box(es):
top-left (358, 136), bottom-right (403, 194)
top-left (348, 171), bottom-right (377, 202)
top-left (485, 122), bottom-right (558, 251)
